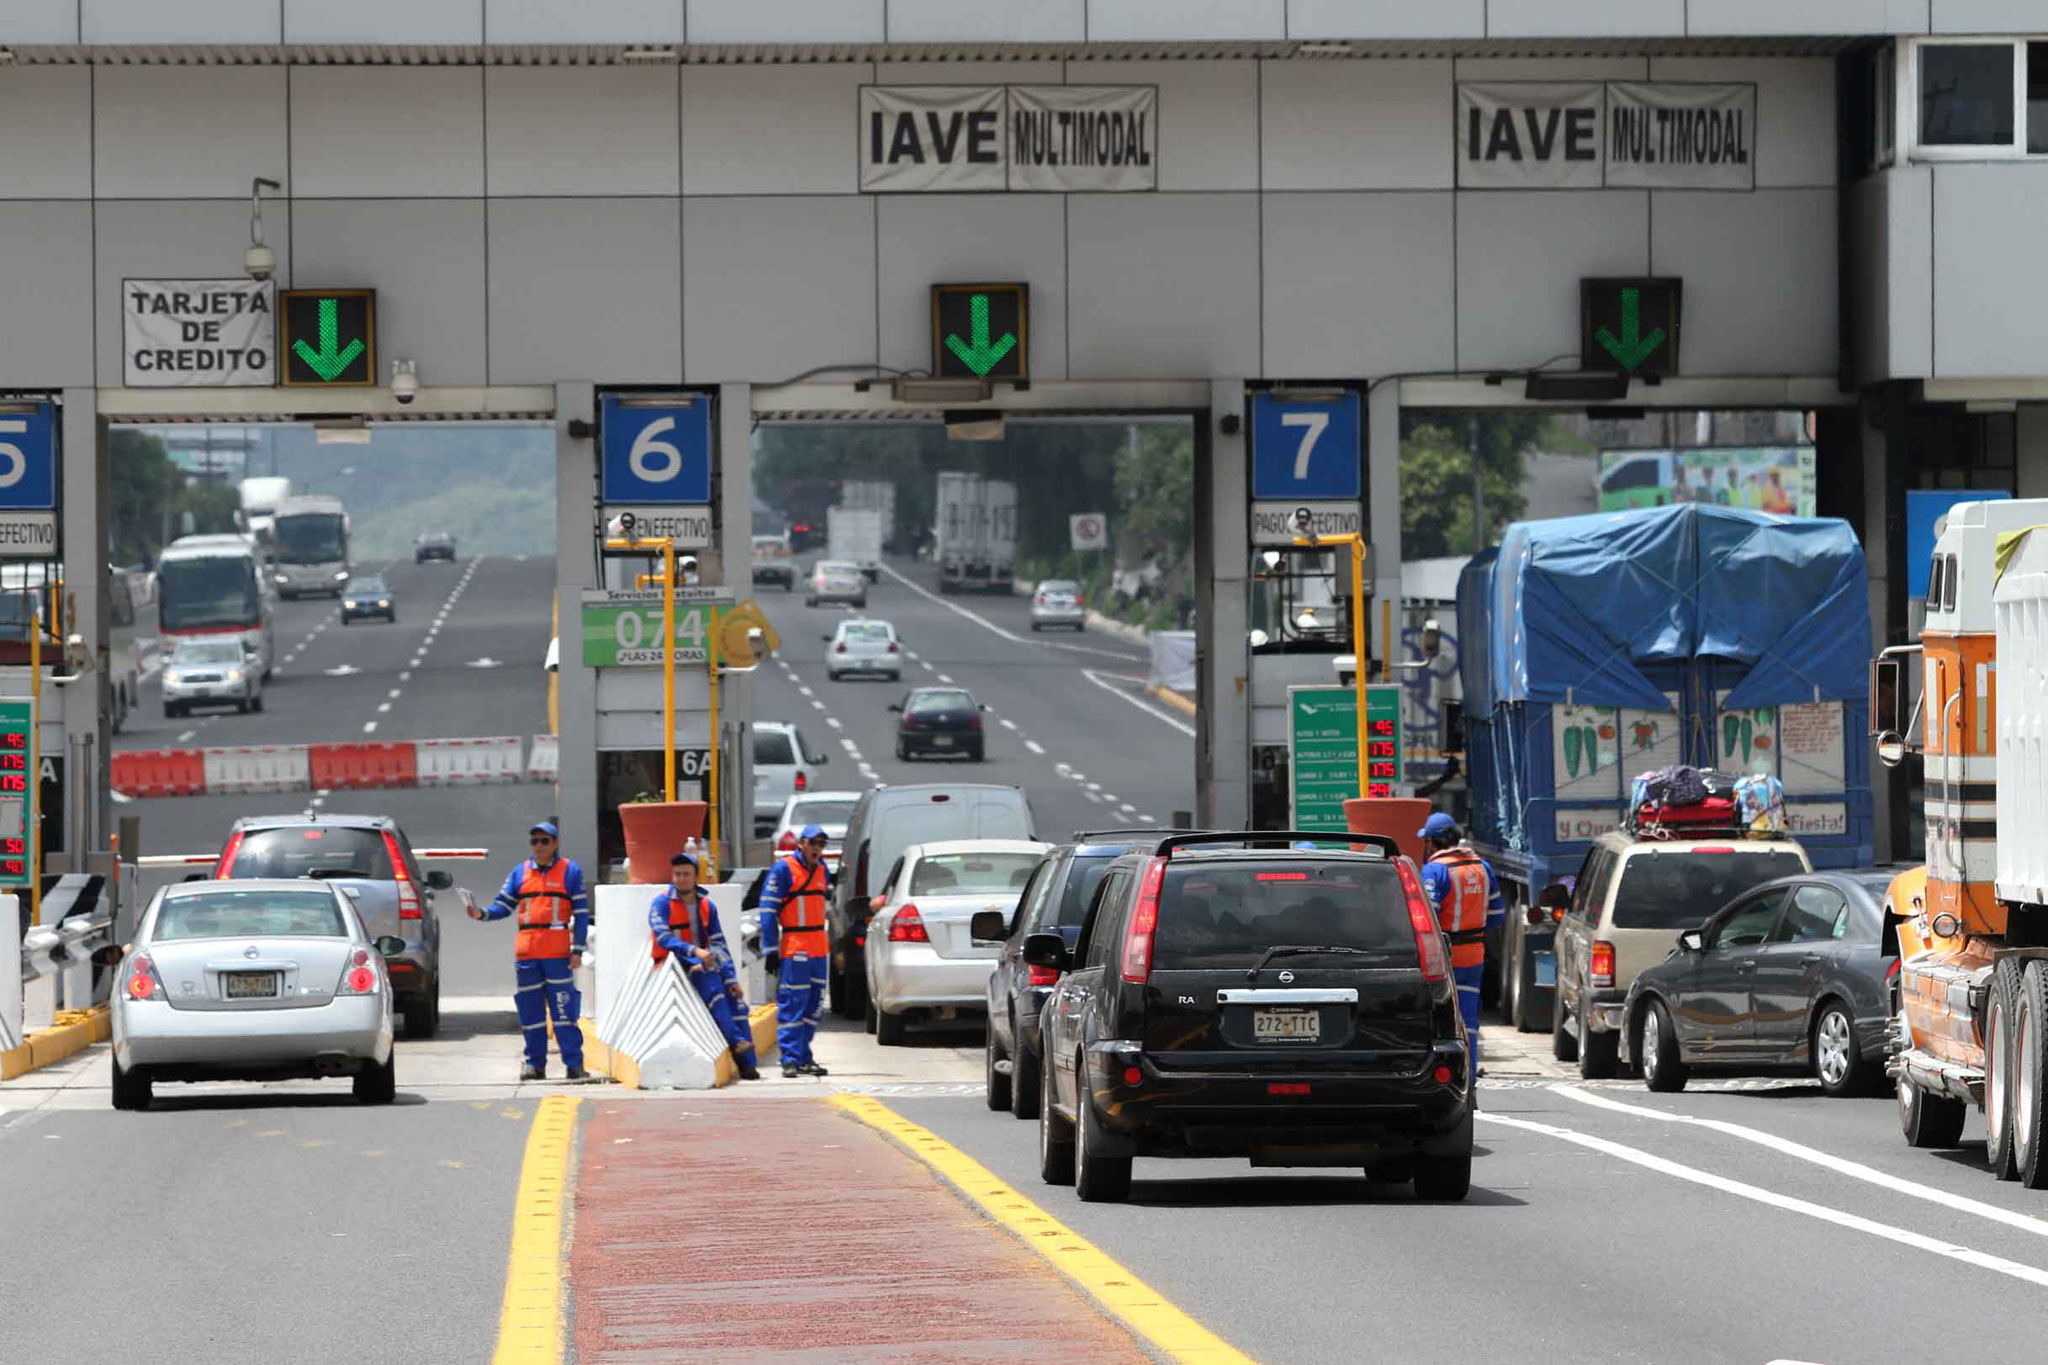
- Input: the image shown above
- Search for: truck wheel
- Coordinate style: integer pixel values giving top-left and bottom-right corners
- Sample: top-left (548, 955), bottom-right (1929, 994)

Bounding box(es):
top-left (1899, 1072), bottom-right (1968, 1149)
top-left (1552, 986), bottom-right (1579, 1063)
top-left (1988, 959), bottom-right (2025, 1178)
top-left (2015, 962), bottom-right (2048, 1188)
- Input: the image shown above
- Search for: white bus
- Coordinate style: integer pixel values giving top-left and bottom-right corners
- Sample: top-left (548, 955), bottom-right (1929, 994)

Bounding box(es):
top-left (270, 494), bottom-right (351, 599)
top-left (157, 534), bottom-right (274, 678)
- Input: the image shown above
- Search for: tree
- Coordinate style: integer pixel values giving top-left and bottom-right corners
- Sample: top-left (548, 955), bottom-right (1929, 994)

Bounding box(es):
top-left (1398, 420), bottom-right (1530, 561)
top-left (110, 429), bottom-right (181, 566)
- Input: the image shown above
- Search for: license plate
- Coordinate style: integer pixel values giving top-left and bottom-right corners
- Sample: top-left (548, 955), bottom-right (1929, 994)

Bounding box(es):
top-left (224, 972), bottom-right (278, 999)
top-left (1253, 1007), bottom-right (1321, 1042)
top-left (932, 735), bottom-right (954, 747)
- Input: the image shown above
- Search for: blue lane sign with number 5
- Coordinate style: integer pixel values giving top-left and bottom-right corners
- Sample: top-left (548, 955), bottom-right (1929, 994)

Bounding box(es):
top-left (1250, 392), bottom-right (1360, 501)
top-left (0, 403), bottom-right (57, 510)
top-left (600, 396), bottom-right (712, 505)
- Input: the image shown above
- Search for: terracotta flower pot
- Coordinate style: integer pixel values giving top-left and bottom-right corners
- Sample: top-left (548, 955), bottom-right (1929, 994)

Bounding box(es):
top-left (618, 801), bottom-right (708, 884)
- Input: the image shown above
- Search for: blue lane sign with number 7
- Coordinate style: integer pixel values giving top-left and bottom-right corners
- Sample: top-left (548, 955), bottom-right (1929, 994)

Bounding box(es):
top-left (600, 395), bottom-right (713, 505)
top-left (0, 403), bottom-right (57, 511)
top-left (1250, 392), bottom-right (1361, 501)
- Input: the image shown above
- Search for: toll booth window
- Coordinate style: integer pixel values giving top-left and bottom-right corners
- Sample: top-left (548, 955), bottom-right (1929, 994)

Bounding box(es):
top-left (1943, 555), bottom-right (1958, 612)
top-left (1926, 556), bottom-right (1943, 607)
top-left (1919, 43), bottom-right (2014, 147)
top-left (2031, 42), bottom-right (2048, 153)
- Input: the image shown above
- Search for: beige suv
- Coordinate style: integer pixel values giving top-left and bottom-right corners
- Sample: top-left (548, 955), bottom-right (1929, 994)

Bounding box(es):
top-left (1552, 832), bottom-right (1810, 1079)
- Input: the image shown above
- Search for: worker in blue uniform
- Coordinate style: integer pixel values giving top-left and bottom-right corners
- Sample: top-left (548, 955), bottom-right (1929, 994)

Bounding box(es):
top-left (648, 850), bottom-right (761, 1081)
top-left (759, 823), bottom-right (833, 1079)
top-left (471, 820), bottom-right (589, 1081)
top-left (1416, 811), bottom-right (1503, 1064)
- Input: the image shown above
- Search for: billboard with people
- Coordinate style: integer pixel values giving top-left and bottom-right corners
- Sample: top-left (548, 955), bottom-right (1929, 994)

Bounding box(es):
top-left (1597, 447), bottom-right (1815, 516)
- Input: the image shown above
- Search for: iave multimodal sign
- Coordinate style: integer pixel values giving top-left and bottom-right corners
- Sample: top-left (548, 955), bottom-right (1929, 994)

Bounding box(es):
top-left (1458, 82), bottom-right (1756, 191)
top-left (123, 279), bottom-right (275, 387)
top-left (860, 85), bottom-right (1157, 193)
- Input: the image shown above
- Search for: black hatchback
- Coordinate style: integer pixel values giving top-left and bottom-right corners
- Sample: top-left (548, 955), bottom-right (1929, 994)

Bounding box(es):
top-left (1029, 831), bottom-right (1475, 1203)
top-left (890, 686), bottom-right (989, 762)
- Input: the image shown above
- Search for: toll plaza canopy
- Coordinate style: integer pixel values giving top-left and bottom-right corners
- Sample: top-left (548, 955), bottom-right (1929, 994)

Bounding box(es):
top-left (1462, 504), bottom-right (1871, 712)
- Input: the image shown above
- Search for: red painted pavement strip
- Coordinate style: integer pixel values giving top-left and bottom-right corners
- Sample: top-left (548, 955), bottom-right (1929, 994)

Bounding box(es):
top-left (570, 1099), bottom-right (1150, 1363)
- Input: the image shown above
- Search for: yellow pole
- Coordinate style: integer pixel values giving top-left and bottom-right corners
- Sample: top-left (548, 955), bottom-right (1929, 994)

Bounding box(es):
top-left (662, 542), bottom-right (676, 804)
top-left (1353, 540), bottom-right (1371, 800)
top-left (704, 607), bottom-right (721, 884)
top-left (29, 608), bottom-right (40, 928)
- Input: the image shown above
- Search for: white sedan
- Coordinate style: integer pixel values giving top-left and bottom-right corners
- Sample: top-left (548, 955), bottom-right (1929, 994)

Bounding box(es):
top-left (1030, 579), bottom-right (1086, 631)
top-left (865, 838), bottom-right (1049, 1046)
top-left (111, 879), bottom-right (399, 1109)
top-left (806, 559), bottom-right (867, 608)
top-left (825, 618), bottom-right (901, 681)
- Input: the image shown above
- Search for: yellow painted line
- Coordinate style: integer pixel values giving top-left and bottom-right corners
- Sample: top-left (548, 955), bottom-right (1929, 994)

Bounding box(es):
top-left (491, 1094), bottom-right (582, 1365)
top-left (831, 1095), bottom-right (1254, 1365)
top-left (1147, 685), bottom-right (1197, 717)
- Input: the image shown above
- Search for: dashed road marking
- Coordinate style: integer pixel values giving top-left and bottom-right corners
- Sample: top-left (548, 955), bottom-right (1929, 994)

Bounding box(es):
top-left (363, 721), bottom-right (378, 734)
top-left (177, 729), bottom-right (195, 743)
top-left (1025, 740), bottom-right (1045, 755)
top-left (998, 717), bottom-right (1017, 730)
top-left (377, 702), bottom-right (392, 714)
top-left (826, 717), bottom-right (842, 729)
top-left (937, 673), bottom-right (954, 683)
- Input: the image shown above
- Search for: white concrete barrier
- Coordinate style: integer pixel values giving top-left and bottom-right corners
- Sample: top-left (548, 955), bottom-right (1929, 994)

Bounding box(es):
top-left (417, 735), bottom-right (524, 786)
top-left (1, 893), bottom-right (21, 1053)
top-left (591, 882), bottom-right (734, 1089)
top-left (202, 744), bottom-right (312, 795)
top-left (528, 733), bottom-right (560, 782)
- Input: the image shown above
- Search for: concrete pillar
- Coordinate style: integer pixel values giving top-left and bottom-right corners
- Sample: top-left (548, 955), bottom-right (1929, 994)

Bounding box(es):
top-left (554, 382), bottom-right (600, 874)
top-left (1367, 379), bottom-right (1403, 664)
top-left (2017, 403), bottom-right (2048, 500)
top-left (716, 384), bottom-right (754, 872)
top-left (1198, 380), bottom-right (1249, 829)
top-left (60, 388), bottom-right (108, 866)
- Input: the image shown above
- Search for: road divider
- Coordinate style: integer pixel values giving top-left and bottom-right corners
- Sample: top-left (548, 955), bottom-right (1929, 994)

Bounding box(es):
top-left (418, 735), bottom-right (524, 786)
top-left (528, 734), bottom-right (559, 783)
top-left (309, 740), bottom-right (419, 790)
top-left (586, 884), bottom-right (771, 1088)
top-left (113, 735), bottom-right (545, 798)
top-left (110, 747), bottom-right (207, 797)
top-left (201, 744), bottom-right (311, 795)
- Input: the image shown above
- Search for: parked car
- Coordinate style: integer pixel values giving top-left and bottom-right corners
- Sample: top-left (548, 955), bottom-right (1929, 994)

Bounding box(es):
top-left (111, 879), bottom-right (399, 1110)
top-left (983, 832), bottom-right (1150, 1117)
top-left (1031, 831), bottom-right (1475, 1202)
top-left (752, 534), bottom-right (795, 590)
top-left (890, 686), bottom-right (989, 761)
top-left (161, 637), bottom-right (263, 718)
top-left (340, 574), bottom-right (396, 624)
top-left (770, 790), bottom-right (861, 872)
top-left (1030, 579), bottom-right (1086, 631)
top-left (1552, 831), bottom-right (1812, 1081)
top-left (415, 532), bottom-right (457, 563)
top-left (865, 839), bottom-right (1049, 1045)
top-left (1622, 870), bottom-right (1900, 1096)
top-left (213, 814), bottom-right (456, 1039)
top-left (753, 721), bottom-right (831, 836)
top-left (826, 618), bottom-right (902, 682)
top-left (828, 782), bottom-right (1038, 1019)
top-left (806, 559), bottom-right (867, 608)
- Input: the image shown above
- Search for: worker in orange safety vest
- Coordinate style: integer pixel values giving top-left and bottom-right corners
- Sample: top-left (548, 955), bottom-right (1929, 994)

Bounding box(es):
top-left (1417, 812), bottom-right (1503, 1060)
top-left (473, 820), bottom-right (589, 1081)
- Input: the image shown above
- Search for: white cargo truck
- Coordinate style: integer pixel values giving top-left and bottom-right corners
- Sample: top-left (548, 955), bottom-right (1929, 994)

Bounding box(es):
top-left (237, 475), bottom-right (292, 556)
top-left (837, 480), bottom-right (898, 553)
top-left (827, 506), bottom-right (885, 582)
top-left (984, 478), bottom-right (1017, 595)
top-left (935, 473), bottom-right (1019, 595)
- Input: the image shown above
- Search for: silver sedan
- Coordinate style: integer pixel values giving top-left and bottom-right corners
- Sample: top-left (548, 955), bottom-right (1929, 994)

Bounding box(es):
top-left (1029, 579), bottom-right (1086, 631)
top-left (111, 879), bottom-right (398, 1109)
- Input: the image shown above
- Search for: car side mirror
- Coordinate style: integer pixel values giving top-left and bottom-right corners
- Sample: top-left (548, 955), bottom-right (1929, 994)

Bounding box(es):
top-left (1678, 929), bottom-right (1705, 953)
top-left (887, 703), bottom-right (903, 713)
top-left (1537, 883), bottom-right (1571, 911)
top-left (809, 751), bottom-right (829, 766)
top-left (1021, 932), bottom-right (1069, 972)
top-left (425, 869), bottom-right (454, 891)
top-left (374, 935), bottom-right (406, 956)
top-left (980, 704), bottom-right (992, 713)
top-left (870, 894), bottom-right (888, 912)
top-left (822, 634), bottom-right (834, 643)
top-left (970, 910), bottom-right (1008, 943)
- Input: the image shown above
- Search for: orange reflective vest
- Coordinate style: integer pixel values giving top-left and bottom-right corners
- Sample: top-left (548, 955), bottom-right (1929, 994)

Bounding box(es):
top-left (1428, 849), bottom-right (1492, 971)
top-left (775, 853), bottom-right (830, 956)
top-left (514, 859), bottom-right (575, 961)
top-left (651, 891), bottom-right (711, 965)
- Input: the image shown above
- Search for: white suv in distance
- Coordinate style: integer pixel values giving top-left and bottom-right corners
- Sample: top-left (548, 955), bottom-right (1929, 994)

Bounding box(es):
top-left (753, 721), bottom-right (831, 837)
top-left (162, 637), bottom-right (264, 717)
top-left (1030, 579), bottom-right (1085, 631)
top-left (826, 619), bottom-right (901, 682)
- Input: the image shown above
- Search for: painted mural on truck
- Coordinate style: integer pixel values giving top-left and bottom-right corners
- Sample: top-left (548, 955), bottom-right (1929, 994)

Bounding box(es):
top-left (1598, 446), bottom-right (1815, 516)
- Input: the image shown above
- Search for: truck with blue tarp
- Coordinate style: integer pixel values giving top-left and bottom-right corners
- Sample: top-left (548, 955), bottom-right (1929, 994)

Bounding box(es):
top-left (1456, 504), bottom-right (1875, 1030)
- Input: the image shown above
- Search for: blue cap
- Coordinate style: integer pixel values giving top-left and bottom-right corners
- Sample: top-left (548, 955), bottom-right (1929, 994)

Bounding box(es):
top-left (1418, 812), bottom-right (1460, 841)
top-left (799, 823), bottom-right (828, 842)
top-left (670, 850), bottom-right (701, 871)
top-left (530, 820), bottom-right (559, 839)
top-left (1293, 840), bottom-right (1320, 851)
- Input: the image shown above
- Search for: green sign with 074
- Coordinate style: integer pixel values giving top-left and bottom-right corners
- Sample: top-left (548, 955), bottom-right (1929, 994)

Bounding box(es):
top-left (1288, 684), bottom-right (1404, 832)
top-left (580, 590), bottom-right (733, 667)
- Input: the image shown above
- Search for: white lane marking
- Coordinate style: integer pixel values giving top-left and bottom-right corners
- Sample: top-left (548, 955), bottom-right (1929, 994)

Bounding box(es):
top-left (826, 718), bottom-right (842, 730)
top-left (1119, 803), bottom-right (1138, 815)
top-left (1478, 1110), bottom-right (2048, 1290)
top-left (920, 661), bottom-right (936, 672)
top-left (810, 699), bottom-right (827, 711)
top-left (362, 721), bottom-right (379, 734)
top-left (388, 689), bottom-right (402, 699)
top-left (309, 795), bottom-right (325, 808)
top-left (859, 765), bottom-right (879, 781)
top-left (937, 673), bottom-right (954, 684)
top-left (1552, 1085), bottom-right (2048, 1243)
top-left (399, 671), bottom-right (411, 683)
top-left (176, 730), bottom-right (195, 743)
top-left (1139, 814), bottom-right (1157, 824)
top-left (903, 651), bottom-right (920, 662)
top-left (1025, 740), bottom-right (1045, 755)
top-left (999, 718), bottom-right (1017, 730)
top-left (376, 702), bottom-right (392, 714)
top-left (1070, 772), bottom-right (1088, 783)
top-left (1054, 761), bottom-right (1072, 776)
top-left (1086, 782), bottom-right (1102, 792)
top-left (839, 738), bottom-right (860, 753)
top-left (1082, 669), bottom-right (1197, 737)
top-left (879, 563), bottom-right (1142, 663)
top-left (1084, 791), bottom-right (1104, 804)
top-left (798, 686), bottom-right (813, 697)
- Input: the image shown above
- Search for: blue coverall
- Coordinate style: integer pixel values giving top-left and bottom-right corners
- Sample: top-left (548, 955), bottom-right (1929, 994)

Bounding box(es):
top-left (648, 888), bottom-right (755, 1054)
top-left (757, 853), bottom-right (831, 1068)
top-left (1419, 845), bottom-right (1504, 1055)
top-left (481, 857), bottom-right (590, 1071)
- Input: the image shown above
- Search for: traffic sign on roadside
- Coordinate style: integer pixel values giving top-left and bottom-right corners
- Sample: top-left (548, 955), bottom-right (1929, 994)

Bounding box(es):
top-left (1289, 684), bottom-right (1404, 831)
top-left (601, 396), bottom-right (713, 505)
top-left (1069, 513), bottom-right (1107, 552)
top-left (1251, 392), bottom-right (1361, 501)
top-left (279, 289), bottom-right (377, 387)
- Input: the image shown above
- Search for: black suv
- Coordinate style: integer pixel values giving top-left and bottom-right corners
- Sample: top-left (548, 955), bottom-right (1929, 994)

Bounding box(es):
top-left (978, 831), bottom-right (1149, 1120)
top-left (1027, 831), bottom-right (1475, 1203)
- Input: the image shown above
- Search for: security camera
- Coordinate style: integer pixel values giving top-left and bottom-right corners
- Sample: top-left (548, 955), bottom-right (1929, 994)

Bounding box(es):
top-left (606, 511), bottom-right (636, 539)
top-left (390, 359), bottom-right (419, 406)
top-left (243, 243), bottom-right (276, 281)
top-left (1292, 506), bottom-right (1315, 533)
top-left (676, 554), bottom-right (699, 583)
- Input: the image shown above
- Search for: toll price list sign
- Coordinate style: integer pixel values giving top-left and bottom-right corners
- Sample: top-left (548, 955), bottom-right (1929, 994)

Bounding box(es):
top-left (1289, 684), bottom-right (1404, 832)
top-left (0, 702), bottom-right (32, 888)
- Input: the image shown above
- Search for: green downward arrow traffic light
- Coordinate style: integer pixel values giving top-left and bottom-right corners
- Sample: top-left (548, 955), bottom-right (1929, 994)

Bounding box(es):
top-left (943, 293), bottom-right (1018, 378)
top-left (292, 297), bottom-right (366, 382)
top-left (1594, 286), bottom-right (1667, 373)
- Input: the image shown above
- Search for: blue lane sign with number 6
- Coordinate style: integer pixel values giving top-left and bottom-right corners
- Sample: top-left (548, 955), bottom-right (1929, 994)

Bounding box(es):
top-left (1250, 392), bottom-right (1360, 501)
top-left (0, 403), bottom-right (57, 511)
top-left (600, 396), bottom-right (712, 505)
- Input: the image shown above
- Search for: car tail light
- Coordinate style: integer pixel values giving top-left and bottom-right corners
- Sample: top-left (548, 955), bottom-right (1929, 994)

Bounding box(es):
top-left (1257, 872), bottom-right (1307, 881)
top-left (777, 830), bottom-right (797, 853)
top-left (968, 714), bottom-right (982, 732)
top-left (887, 904), bottom-right (929, 943)
top-left (336, 947), bottom-right (381, 996)
top-left (125, 953), bottom-right (165, 1001)
top-left (835, 643), bottom-right (847, 654)
top-left (1887, 958), bottom-right (1901, 980)
top-left (383, 831), bottom-right (422, 921)
top-left (887, 642), bottom-right (899, 653)
top-left (1395, 857), bottom-right (1449, 983)
top-left (217, 830), bottom-right (244, 876)
top-left (1123, 1066), bottom-right (1144, 1085)
top-left (1591, 941), bottom-right (1616, 988)
top-left (795, 771), bottom-right (809, 793)
top-left (1691, 846), bottom-right (1734, 854)
top-left (1120, 856), bottom-right (1167, 983)
top-left (1027, 964), bottom-right (1060, 987)
top-left (1433, 1065), bottom-right (1454, 1084)
top-left (1268, 1082), bottom-right (1310, 1096)
top-left (1036, 595), bottom-right (1049, 606)
top-left (1077, 595), bottom-right (1086, 607)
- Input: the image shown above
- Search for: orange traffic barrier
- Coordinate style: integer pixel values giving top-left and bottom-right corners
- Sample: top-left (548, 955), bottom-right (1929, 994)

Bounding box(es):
top-left (309, 741), bottom-right (419, 792)
top-left (111, 748), bottom-right (206, 798)
top-left (1343, 796), bottom-right (1434, 866)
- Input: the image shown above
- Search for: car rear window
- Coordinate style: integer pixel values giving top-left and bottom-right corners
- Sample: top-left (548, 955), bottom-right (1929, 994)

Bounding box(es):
top-left (793, 799), bottom-right (857, 827)
top-left (910, 853), bottom-right (1040, 895)
top-left (155, 889), bottom-right (348, 940)
top-left (909, 691), bottom-right (972, 715)
top-left (844, 623), bottom-right (891, 642)
top-left (1609, 849), bottom-right (1810, 929)
top-left (226, 827), bottom-right (394, 880)
top-left (755, 731), bottom-right (796, 766)
top-left (1152, 862), bottom-right (1416, 969)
